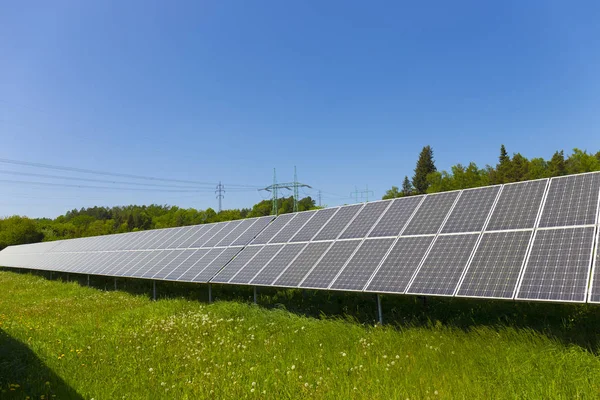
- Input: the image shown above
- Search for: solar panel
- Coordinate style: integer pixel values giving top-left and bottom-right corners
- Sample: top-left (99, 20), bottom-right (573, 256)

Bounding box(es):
top-left (138, 229), bottom-right (170, 250)
top-left (153, 249), bottom-right (198, 279)
top-left (299, 240), bottom-right (361, 289)
top-left (250, 243), bottom-right (307, 286)
top-left (402, 191), bottom-right (460, 236)
top-left (117, 251), bottom-right (156, 276)
top-left (131, 250), bottom-right (174, 278)
top-left (229, 245), bottom-right (284, 284)
top-left (178, 248), bottom-right (226, 281)
top-left (163, 227), bottom-right (194, 249)
top-left (269, 211), bottom-right (316, 244)
top-left (192, 247), bottom-right (242, 282)
top-left (140, 250), bottom-right (181, 278)
top-left (216, 219), bottom-right (257, 247)
top-left (112, 231), bottom-right (144, 250)
top-left (250, 213), bottom-right (296, 245)
top-left (313, 204), bottom-right (364, 241)
top-left (289, 208), bottom-right (337, 242)
top-left (201, 221), bottom-right (241, 248)
top-left (273, 242), bottom-right (332, 287)
top-left (102, 251), bottom-right (140, 276)
top-left (486, 179), bottom-right (548, 231)
top-left (406, 233), bottom-right (479, 296)
top-left (516, 227), bottom-right (594, 302)
top-left (177, 225), bottom-right (213, 249)
top-left (441, 186), bottom-right (500, 233)
top-left (163, 249), bottom-right (207, 281)
top-left (368, 196), bottom-right (423, 238)
top-left (365, 236), bottom-right (435, 293)
top-left (329, 238), bottom-right (395, 291)
top-left (230, 216), bottom-right (274, 246)
top-left (538, 173), bottom-right (600, 228)
top-left (339, 201), bottom-right (391, 239)
top-left (210, 246), bottom-right (263, 283)
top-left (455, 231), bottom-right (532, 299)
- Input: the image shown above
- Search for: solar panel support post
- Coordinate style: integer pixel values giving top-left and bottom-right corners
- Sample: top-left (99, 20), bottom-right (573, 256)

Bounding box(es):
top-left (114, 278), bottom-right (117, 290)
top-left (253, 286), bottom-right (257, 304)
top-left (208, 284), bottom-right (212, 303)
top-left (49, 271), bottom-right (52, 280)
top-left (153, 281), bottom-right (156, 301)
top-left (87, 275), bottom-right (90, 287)
top-left (377, 294), bottom-right (383, 325)
top-left (66, 273), bottom-right (69, 282)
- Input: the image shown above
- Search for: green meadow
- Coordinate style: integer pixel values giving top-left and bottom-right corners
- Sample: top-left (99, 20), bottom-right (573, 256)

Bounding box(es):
top-left (1, 270), bottom-right (600, 399)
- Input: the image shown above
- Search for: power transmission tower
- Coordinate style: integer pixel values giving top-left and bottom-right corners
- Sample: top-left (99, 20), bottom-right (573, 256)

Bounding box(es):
top-left (350, 185), bottom-right (374, 203)
top-left (260, 167), bottom-right (311, 215)
top-left (215, 181), bottom-right (225, 212)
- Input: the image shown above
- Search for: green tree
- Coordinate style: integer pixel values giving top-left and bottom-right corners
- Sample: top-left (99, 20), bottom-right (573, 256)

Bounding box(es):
top-left (382, 186), bottom-right (400, 200)
top-left (495, 144), bottom-right (512, 184)
top-left (412, 145), bottom-right (436, 194)
top-left (0, 216), bottom-right (44, 249)
top-left (401, 176), bottom-right (413, 196)
top-left (547, 150), bottom-right (566, 177)
top-left (565, 148), bottom-right (600, 174)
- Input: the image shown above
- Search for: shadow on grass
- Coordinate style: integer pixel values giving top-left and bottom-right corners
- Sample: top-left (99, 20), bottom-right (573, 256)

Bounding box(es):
top-left (0, 329), bottom-right (83, 399)
top-left (11, 268), bottom-right (600, 353)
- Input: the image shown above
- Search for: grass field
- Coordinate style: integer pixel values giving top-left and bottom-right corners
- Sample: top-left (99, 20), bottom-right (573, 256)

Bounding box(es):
top-left (1, 270), bottom-right (600, 399)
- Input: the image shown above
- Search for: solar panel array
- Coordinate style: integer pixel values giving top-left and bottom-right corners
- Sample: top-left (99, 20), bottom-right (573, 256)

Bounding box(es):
top-left (1, 171), bottom-right (599, 304)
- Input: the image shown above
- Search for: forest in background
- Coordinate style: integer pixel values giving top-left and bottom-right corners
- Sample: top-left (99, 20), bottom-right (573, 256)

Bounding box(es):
top-left (1, 146), bottom-right (599, 250)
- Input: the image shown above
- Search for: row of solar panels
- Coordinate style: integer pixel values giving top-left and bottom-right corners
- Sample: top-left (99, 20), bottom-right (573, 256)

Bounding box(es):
top-left (1, 172), bottom-right (599, 303)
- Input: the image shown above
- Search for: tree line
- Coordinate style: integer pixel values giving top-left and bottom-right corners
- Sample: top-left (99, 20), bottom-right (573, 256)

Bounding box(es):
top-left (384, 146), bottom-right (600, 198)
top-left (0, 196), bottom-right (316, 250)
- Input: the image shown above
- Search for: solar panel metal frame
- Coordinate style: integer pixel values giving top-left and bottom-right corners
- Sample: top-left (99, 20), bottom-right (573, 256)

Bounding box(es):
top-left (268, 210), bottom-right (318, 244)
top-left (337, 200), bottom-right (393, 240)
top-left (249, 213), bottom-right (297, 245)
top-left (271, 241), bottom-right (335, 288)
top-left (297, 239), bottom-right (362, 290)
top-left (288, 207), bottom-right (339, 243)
top-left (311, 203), bottom-right (365, 242)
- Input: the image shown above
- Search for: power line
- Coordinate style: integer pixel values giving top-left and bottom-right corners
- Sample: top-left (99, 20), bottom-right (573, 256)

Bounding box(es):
top-left (0, 158), bottom-right (261, 188)
top-left (260, 167), bottom-right (311, 215)
top-left (0, 169), bottom-right (234, 190)
top-left (0, 178), bottom-right (215, 193)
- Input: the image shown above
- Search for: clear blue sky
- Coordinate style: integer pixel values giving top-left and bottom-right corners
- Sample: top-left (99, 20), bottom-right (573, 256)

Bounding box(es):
top-left (1, 1), bottom-right (599, 218)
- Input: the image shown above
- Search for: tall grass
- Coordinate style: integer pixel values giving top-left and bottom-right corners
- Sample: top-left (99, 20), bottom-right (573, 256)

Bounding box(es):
top-left (1, 270), bottom-right (599, 399)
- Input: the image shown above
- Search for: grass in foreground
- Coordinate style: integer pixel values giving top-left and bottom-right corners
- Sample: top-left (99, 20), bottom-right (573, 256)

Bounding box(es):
top-left (1, 270), bottom-right (600, 399)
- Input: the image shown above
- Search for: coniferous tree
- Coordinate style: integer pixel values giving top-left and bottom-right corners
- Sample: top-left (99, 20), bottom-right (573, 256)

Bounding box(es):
top-left (412, 146), bottom-right (437, 194)
top-left (495, 144), bottom-right (512, 183)
top-left (402, 176), bottom-right (413, 196)
top-left (547, 150), bottom-right (567, 177)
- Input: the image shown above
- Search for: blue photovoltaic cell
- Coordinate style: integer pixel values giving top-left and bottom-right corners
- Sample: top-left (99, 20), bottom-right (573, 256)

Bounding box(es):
top-left (163, 249), bottom-right (207, 281)
top-left (250, 213), bottom-right (296, 245)
top-left (250, 243), bottom-right (307, 286)
top-left (441, 186), bottom-right (500, 233)
top-left (406, 234), bottom-right (479, 296)
top-left (486, 180), bottom-right (547, 231)
top-left (269, 211), bottom-right (317, 244)
top-left (339, 201), bottom-right (391, 239)
top-left (300, 240), bottom-right (361, 289)
top-left (329, 238), bottom-right (395, 291)
top-left (312, 204), bottom-right (363, 241)
top-left (230, 245), bottom-right (284, 284)
top-left (516, 227), bottom-right (594, 302)
top-left (231, 216), bottom-right (274, 246)
top-left (456, 231), bottom-right (532, 299)
top-left (289, 208), bottom-right (337, 243)
top-left (365, 236), bottom-right (435, 293)
top-left (538, 173), bottom-right (600, 228)
top-left (210, 246), bottom-right (263, 283)
top-left (201, 221), bottom-right (240, 248)
top-left (273, 242), bottom-right (332, 287)
top-left (193, 247), bottom-right (243, 282)
top-left (402, 191), bottom-right (460, 236)
top-left (215, 219), bottom-right (255, 247)
top-left (368, 196), bottom-right (423, 238)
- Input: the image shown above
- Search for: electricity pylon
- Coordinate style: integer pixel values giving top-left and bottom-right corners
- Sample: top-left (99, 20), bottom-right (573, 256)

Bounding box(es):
top-left (261, 166), bottom-right (311, 215)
